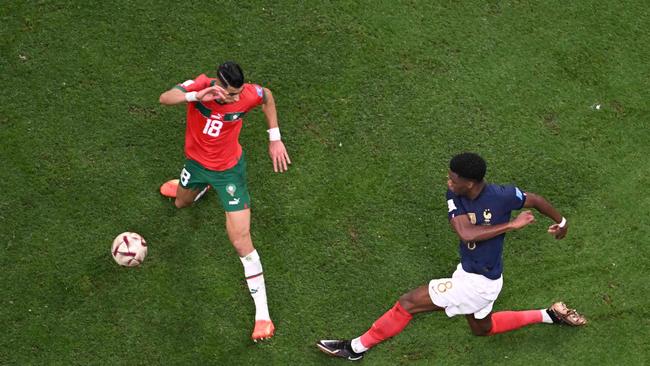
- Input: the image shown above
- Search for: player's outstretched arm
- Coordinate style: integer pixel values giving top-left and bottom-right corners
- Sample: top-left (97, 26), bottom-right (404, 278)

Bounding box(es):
top-left (450, 211), bottom-right (535, 243)
top-left (262, 88), bottom-right (291, 173)
top-left (523, 192), bottom-right (568, 239)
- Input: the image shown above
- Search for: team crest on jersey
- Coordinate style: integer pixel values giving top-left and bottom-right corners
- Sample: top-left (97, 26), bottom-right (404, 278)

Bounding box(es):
top-left (467, 213), bottom-right (477, 225)
top-left (483, 209), bottom-right (492, 225)
top-left (226, 184), bottom-right (237, 197)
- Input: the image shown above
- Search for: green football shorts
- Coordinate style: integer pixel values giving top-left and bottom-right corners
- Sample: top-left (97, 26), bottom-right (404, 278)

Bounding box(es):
top-left (179, 154), bottom-right (251, 212)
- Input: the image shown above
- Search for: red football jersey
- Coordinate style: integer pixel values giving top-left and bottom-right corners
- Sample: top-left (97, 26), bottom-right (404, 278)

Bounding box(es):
top-left (174, 74), bottom-right (264, 171)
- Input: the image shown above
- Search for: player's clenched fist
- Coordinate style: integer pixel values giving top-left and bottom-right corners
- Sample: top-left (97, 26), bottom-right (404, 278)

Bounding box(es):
top-left (511, 210), bottom-right (535, 229)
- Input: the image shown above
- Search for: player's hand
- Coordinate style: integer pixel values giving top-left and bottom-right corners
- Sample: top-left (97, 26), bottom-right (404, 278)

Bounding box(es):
top-left (547, 222), bottom-right (568, 239)
top-left (511, 210), bottom-right (535, 229)
top-left (269, 140), bottom-right (291, 173)
top-left (197, 85), bottom-right (226, 102)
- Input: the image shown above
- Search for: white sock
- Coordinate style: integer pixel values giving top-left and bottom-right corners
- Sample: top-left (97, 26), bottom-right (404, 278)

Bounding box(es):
top-left (351, 337), bottom-right (368, 353)
top-left (540, 309), bottom-right (553, 324)
top-left (239, 250), bottom-right (270, 321)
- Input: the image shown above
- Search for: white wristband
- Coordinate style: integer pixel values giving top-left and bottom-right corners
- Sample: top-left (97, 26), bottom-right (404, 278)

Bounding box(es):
top-left (267, 127), bottom-right (281, 141)
top-left (185, 92), bottom-right (198, 102)
top-left (558, 217), bottom-right (567, 228)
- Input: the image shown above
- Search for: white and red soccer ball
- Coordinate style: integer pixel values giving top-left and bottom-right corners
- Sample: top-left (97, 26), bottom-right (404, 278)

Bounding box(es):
top-left (111, 232), bottom-right (147, 267)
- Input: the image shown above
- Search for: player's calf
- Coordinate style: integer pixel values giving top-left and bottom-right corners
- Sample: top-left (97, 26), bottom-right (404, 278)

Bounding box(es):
top-left (173, 186), bottom-right (208, 208)
top-left (174, 198), bottom-right (193, 208)
top-left (465, 314), bottom-right (493, 336)
top-left (160, 179), bottom-right (209, 208)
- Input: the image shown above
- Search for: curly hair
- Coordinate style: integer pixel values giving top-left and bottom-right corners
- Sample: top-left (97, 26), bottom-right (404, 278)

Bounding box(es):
top-left (449, 152), bottom-right (486, 182)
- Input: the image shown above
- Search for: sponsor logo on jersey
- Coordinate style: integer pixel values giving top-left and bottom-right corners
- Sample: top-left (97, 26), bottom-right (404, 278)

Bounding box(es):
top-left (255, 85), bottom-right (263, 97)
top-left (229, 198), bottom-right (240, 205)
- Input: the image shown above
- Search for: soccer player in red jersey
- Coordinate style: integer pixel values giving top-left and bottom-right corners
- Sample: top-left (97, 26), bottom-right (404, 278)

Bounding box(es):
top-left (317, 153), bottom-right (586, 361)
top-left (158, 61), bottom-right (290, 341)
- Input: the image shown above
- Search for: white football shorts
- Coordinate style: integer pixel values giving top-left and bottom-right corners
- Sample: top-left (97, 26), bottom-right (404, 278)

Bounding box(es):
top-left (428, 263), bottom-right (503, 319)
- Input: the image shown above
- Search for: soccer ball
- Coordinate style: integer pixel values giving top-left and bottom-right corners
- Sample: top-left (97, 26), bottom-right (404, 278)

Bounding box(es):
top-left (111, 232), bottom-right (147, 267)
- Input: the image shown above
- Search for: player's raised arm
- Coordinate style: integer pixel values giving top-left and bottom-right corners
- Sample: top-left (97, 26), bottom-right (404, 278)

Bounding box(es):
top-left (522, 192), bottom-right (568, 239)
top-left (159, 87), bottom-right (186, 105)
top-left (261, 87), bottom-right (291, 173)
top-left (159, 85), bottom-right (226, 105)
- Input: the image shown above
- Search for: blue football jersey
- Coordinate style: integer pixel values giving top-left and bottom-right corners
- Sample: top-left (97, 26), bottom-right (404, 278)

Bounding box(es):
top-left (446, 184), bottom-right (526, 279)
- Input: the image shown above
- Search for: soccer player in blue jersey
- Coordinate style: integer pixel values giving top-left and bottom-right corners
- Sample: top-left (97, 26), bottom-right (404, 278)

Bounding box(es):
top-left (317, 152), bottom-right (587, 361)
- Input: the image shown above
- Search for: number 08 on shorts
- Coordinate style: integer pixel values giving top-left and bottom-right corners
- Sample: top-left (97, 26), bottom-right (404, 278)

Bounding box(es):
top-left (428, 264), bottom-right (503, 319)
top-left (178, 156), bottom-right (251, 212)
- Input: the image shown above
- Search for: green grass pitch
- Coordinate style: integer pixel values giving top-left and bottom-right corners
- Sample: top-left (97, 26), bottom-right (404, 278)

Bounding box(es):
top-left (2, 1), bottom-right (649, 365)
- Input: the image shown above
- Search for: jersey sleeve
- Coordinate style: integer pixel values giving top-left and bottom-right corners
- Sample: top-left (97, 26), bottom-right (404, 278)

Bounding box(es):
top-left (250, 84), bottom-right (265, 107)
top-left (503, 185), bottom-right (526, 211)
top-left (173, 74), bottom-right (211, 93)
top-left (446, 189), bottom-right (467, 220)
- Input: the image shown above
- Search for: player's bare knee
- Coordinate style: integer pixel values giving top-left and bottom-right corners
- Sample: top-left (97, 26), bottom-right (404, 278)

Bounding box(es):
top-left (398, 293), bottom-right (417, 313)
top-left (231, 225), bottom-right (250, 240)
top-left (232, 234), bottom-right (251, 249)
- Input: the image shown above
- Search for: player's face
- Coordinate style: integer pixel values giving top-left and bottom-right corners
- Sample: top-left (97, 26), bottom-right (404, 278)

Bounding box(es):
top-left (447, 171), bottom-right (472, 196)
top-left (220, 85), bottom-right (244, 103)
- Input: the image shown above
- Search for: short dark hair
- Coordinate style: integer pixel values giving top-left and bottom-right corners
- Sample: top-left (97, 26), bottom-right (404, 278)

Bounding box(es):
top-left (217, 61), bottom-right (244, 88)
top-left (450, 152), bottom-right (486, 182)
